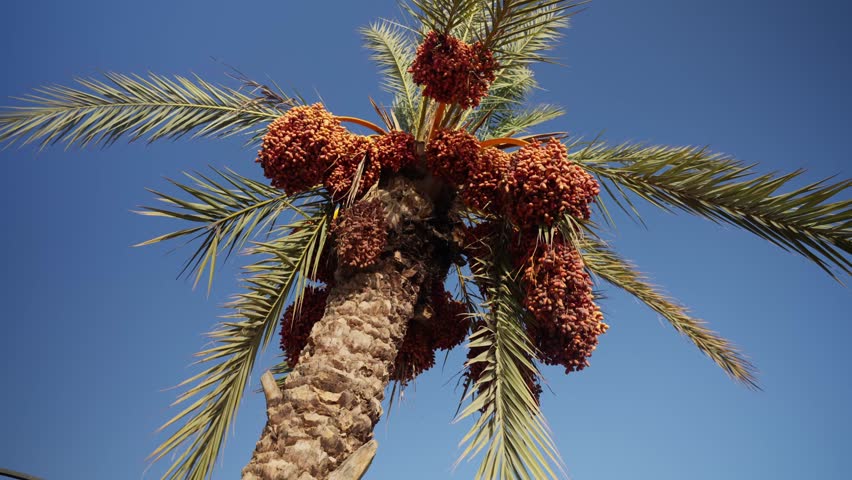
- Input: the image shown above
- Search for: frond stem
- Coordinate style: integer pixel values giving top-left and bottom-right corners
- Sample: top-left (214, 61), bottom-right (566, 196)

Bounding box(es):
top-left (335, 116), bottom-right (387, 135)
top-left (429, 102), bottom-right (448, 140)
top-left (479, 137), bottom-right (529, 149)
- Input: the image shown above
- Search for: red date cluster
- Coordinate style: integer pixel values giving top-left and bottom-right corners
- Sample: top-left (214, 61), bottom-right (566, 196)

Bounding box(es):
top-left (409, 31), bottom-right (497, 109)
top-left (370, 130), bottom-right (417, 173)
top-left (391, 282), bottom-right (469, 385)
top-left (279, 286), bottom-right (330, 367)
top-left (505, 139), bottom-right (600, 227)
top-left (257, 103), bottom-right (346, 195)
top-left (331, 199), bottom-right (388, 269)
top-left (323, 134), bottom-right (379, 201)
top-left (425, 133), bottom-right (599, 230)
top-left (259, 106), bottom-right (419, 202)
top-left (461, 146), bottom-right (510, 214)
top-left (462, 224), bottom-right (607, 383)
top-left (425, 128), bottom-right (480, 185)
top-left (521, 238), bottom-right (608, 374)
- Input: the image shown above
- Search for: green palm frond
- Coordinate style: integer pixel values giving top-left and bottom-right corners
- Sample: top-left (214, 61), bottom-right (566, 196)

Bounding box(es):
top-left (458, 226), bottom-right (563, 480)
top-left (502, 6), bottom-right (569, 63)
top-left (575, 142), bottom-right (852, 279)
top-left (0, 72), bottom-right (289, 149)
top-left (477, 0), bottom-right (577, 66)
top-left (400, 1), bottom-right (576, 135)
top-left (135, 168), bottom-right (317, 293)
top-left (149, 202), bottom-right (333, 480)
top-left (477, 1), bottom-right (582, 56)
top-left (467, 66), bottom-right (538, 136)
top-left (407, 0), bottom-right (482, 34)
top-left (470, 9), bottom-right (570, 137)
top-left (581, 237), bottom-right (759, 388)
top-left (486, 104), bottom-right (565, 138)
top-left (361, 21), bottom-right (420, 131)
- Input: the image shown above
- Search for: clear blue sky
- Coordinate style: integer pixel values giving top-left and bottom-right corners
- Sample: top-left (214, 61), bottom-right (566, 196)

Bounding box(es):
top-left (1, 1), bottom-right (850, 479)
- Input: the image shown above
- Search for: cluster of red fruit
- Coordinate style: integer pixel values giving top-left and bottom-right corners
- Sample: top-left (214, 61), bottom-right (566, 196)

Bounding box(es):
top-left (279, 286), bottom-right (329, 367)
top-left (461, 228), bottom-right (608, 401)
top-left (425, 129), bottom-right (515, 217)
top-left (460, 150), bottom-right (605, 381)
top-left (391, 281), bottom-right (469, 385)
top-left (506, 139), bottom-right (600, 227)
top-left (409, 31), bottom-right (498, 108)
top-left (258, 104), bottom-right (417, 202)
top-left (426, 130), bottom-right (599, 227)
top-left (331, 199), bottom-right (388, 269)
top-left (521, 238), bottom-right (608, 373)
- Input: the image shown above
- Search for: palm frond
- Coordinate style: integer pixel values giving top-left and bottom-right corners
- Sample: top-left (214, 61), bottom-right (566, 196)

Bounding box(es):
top-left (361, 21), bottom-right (420, 131)
top-left (466, 0), bottom-right (575, 136)
top-left (476, 0), bottom-right (577, 66)
top-left (467, 66), bottom-right (538, 137)
top-left (487, 103), bottom-right (565, 138)
top-left (575, 142), bottom-right (852, 279)
top-left (149, 202), bottom-right (333, 480)
top-left (135, 168), bottom-right (317, 293)
top-left (0, 72), bottom-right (289, 149)
top-left (580, 237), bottom-right (759, 388)
top-left (476, 1), bottom-right (582, 57)
top-left (407, 0), bottom-right (482, 34)
top-left (457, 225), bottom-right (563, 480)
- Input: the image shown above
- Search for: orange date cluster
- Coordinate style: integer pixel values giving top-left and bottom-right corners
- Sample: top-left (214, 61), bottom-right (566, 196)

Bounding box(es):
top-left (409, 31), bottom-right (497, 109)
top-left (258, 104), bottom-right (420, 202)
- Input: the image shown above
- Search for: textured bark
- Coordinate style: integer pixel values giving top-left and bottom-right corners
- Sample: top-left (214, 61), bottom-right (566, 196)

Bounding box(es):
top-left (242, 177), bottom-right (438, 480)
top-left (327, 441), bottom-right (377, 480)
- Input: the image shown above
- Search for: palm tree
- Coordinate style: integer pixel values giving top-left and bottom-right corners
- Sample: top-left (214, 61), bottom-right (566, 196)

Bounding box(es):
top-left (1, 1), bottom-right (849, 479)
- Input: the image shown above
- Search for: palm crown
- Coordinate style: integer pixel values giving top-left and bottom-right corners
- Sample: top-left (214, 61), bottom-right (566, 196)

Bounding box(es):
top-left (1, 1), bottom-right (849, 480)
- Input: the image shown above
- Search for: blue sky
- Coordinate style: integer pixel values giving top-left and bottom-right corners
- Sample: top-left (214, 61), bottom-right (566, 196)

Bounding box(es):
top-left (0, 1), bottom-right (849, 479)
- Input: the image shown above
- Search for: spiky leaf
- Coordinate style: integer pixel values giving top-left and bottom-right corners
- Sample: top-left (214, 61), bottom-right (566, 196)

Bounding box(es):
top-left (407, 0), bottom-right (482, 34)
top-left (361, 21), bottom-right (420, 131)
top-left (575, 142), bottom-right (852, 279)
top-left (458, 224), bottom-right (563, 480)
top-left (581, 237), bottom-right (758, 388)
top-left (136, 168), bottom-right (319, 292)
top-left (0, 72), bottom-right (288, 149)
top-left (148, 200), bottom-right (332, 480)
top-left (476, 0), bottom-right (578, 66)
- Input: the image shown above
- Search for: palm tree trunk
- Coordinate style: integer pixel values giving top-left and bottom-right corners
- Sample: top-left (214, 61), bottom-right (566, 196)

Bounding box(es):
top-left (242, 177), bottom-right (439, 480)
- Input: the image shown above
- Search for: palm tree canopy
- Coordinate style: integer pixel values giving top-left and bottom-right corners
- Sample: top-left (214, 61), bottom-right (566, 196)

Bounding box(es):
top-left (0, 1), bottom-right (850, 480)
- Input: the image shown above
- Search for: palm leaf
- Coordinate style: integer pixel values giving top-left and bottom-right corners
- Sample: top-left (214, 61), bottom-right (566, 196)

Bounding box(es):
top-left (474, 0), bottom-right (578, 66)
top-left (0, 72), bottom-right (289, 149)
top-left (486, 103), bottom-right (565, 138)
top-left (466, 66), bottom-right (539, 137)
top-left (580, 237), bottom-right (759, 388)
top-left (464, 0), bottom-right (575, 135)
top-left (407, 0), bottom-right (482, 34)
top-left (149, 201), bottom-right (333, 480)
top-left (135, 168), bottom-right (317, 293)
top-left (361, 21), bottom-right (420, 131)
top-left (476, 1), bottom-right (582, 56)
top-left (575, 142), bottom-right (852, 279)
top-left (400, 1), bottom-right (575, 135)
top-left (457, 224), bottom-right (563, 480)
